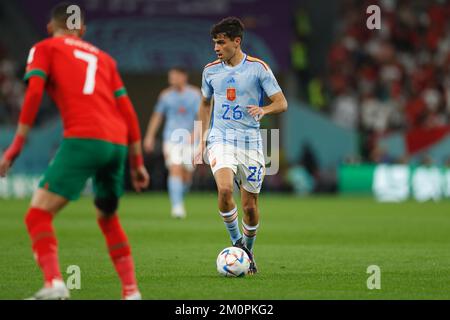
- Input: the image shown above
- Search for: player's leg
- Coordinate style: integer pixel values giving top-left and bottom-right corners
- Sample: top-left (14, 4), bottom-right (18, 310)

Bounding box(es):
top-left (25, 138), bottom-right (94, 299)
top-left (95, 204), bottom-right (140, 300)
top-left (240, 188), bottom-right (260, 253)
top-left (163, 142), bottom-right (187, 218)
top-left (214, 168), bottom-right (242, 245)
top-left (181, 142), bottom-right (195, 196)
top-left (94, 143), bottom-right (140, 299)
top-left (168, 164), bottom-right (186, 218)
top-left (169, 143), bottom-right (196, 218)
top-left (234, 188), bottom-right (260, 275)
top-left (25, 189), bottom-right (70, 299)
top-left (182, 167), bottom-right (193, 196)
top-left (240, 188), bottom-right (260, 274)
top-left (234, 148), bottom-right (265, 275)
top-left (208, 144), bottom-right (241, 245)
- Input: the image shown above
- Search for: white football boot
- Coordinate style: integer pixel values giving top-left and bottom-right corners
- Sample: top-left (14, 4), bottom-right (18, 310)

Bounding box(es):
top-left (123, 291), bottom-right (142, 300)
top-left (26, 279), bottom-right (70, 300)
top-left (171, 204), bottom-right (186, 219)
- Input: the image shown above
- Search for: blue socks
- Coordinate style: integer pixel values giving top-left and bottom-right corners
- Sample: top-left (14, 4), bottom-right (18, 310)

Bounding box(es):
top-left (168, 176), bottom-right (184, 209)
top-left (219, 207), bottom-right (242, 245)
top-left (219, 208), bottom-right (260, 252)
top-left (182, 180), bottom-right (192, 196)
top-left (242, 220), bottom-right (259, 252)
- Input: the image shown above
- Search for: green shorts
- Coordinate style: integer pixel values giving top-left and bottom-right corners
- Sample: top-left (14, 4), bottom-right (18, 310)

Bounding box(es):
top-left (39, 138), bottom-right (128, 201)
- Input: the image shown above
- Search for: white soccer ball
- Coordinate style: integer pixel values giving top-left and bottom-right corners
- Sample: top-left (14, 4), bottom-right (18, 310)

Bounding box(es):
top-left (216, 247), bottom-right (251, 277)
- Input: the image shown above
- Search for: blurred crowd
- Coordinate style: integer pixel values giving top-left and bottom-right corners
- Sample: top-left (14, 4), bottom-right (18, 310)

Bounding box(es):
top-left (294, 0), bottom-right (450, 162)
top-left (0, 41), bottom-right (57, 126)
top-left (331, 0), bottom-right (449, 161)
top-left (0, 42), bottom-right (25, 125)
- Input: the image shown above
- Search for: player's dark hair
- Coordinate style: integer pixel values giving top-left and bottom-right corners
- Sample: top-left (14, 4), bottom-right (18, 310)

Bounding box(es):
top-left (51, 2), bottom-right (86, 28)
top-left (170, 66), bottom-right (188, 75)
top-left (210, 17), bottom-right (244, 41)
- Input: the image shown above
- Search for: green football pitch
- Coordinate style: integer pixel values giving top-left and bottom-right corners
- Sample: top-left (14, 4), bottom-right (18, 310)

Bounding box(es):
top-left (1, 193), bottom-right (450, 300)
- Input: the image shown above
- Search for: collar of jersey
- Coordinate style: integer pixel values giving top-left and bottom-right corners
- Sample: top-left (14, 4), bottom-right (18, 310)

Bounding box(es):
top-left (221, 53), bottom-right (247, 71)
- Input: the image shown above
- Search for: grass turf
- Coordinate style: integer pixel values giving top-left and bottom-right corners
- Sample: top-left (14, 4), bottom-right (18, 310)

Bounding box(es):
top-left (1, 193), bottom-right (450, 299)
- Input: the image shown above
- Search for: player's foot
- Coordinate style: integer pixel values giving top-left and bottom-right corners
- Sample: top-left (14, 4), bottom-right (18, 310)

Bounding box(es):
top-left (171, 204), bottom-right (186, 219)
top-left (123, 291), bottom-right (142, 300)
top-left (233, 238), bottom-right (258, 275)
top-left (26, 279), bottom-right (70, 300)
top-left (248, 255), bottom-right (258, 275)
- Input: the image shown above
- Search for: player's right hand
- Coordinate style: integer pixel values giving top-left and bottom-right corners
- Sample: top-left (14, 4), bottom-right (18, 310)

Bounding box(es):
top-left (131, 165), bottom-right (150, 192)
top-left (143, 136), bottom-right (155, 154)
top-left (193, 143), bottom-right (205, 165)
top-left (0, 156), bottom-right (12, 178)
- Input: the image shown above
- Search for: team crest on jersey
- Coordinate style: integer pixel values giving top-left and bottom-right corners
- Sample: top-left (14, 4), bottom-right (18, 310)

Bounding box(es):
top-left (227, 87), bottom-right (236, 101)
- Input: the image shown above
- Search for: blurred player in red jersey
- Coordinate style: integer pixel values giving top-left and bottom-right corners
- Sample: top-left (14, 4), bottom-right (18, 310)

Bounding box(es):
top-left (0, 3), bottom-right (149, 299)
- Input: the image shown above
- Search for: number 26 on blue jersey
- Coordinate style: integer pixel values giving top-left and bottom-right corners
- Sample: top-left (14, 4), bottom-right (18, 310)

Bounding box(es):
top-left (222, 104), bottom-right (243, 120)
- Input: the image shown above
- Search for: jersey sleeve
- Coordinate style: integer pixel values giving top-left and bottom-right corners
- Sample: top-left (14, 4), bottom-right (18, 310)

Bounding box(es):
top-left (258, 65), bottom-right (282, 98)
top-left (24, 41), bottom-right (52, 82)
top-left (201, 69), bottom-right (213, 99)
top-left (154, 95), bottom-right (167, 114)
top-left (110, 59), bottom-right (141, 144)
top-left (193, 90), bottom-right (202, 113)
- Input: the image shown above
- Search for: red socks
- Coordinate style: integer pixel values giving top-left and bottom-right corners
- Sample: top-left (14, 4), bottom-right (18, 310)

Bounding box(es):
top-left (98, 215), bottom-right (138, 297)
top-left (24, 208), bottom-right (138, 297)
top-left (25, 208), bottom-right (62, 286)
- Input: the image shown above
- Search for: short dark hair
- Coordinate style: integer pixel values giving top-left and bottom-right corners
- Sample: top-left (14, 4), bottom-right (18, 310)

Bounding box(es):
top-left (51, 2), bottom-right (85, 27)
top-left (170, 66), bottom-right (188, 75)
top-left (210, 17), bottom-right (244, 41)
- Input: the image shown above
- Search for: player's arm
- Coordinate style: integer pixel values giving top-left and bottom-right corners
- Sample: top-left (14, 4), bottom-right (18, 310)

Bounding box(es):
top-left (143, 105), bottom-right (164, 154)
top-left (111, 64), bottom-right (149, 191)
top-left (193, 95), bottom-right (212, 164)
top-left (247, 91), bottom-right (288, 119)
top-left (115, 89), bottom-right (150, 192)
top-left (115, 91), bottom-right (143, 161)
top-left (194, 70), bottom-right (214, 164)
top-left (191, 89), bottom-right (203, 144)
top-left (0, 47), bottom-right (48, 177)
top-left (247, 64), bottom-right (288, 120)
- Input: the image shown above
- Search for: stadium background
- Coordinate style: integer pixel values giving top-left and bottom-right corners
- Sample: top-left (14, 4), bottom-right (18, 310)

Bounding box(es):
top-left (0, 0), bottom-right (447, 198)
top-left (1, 0), bottom-right (449, 201)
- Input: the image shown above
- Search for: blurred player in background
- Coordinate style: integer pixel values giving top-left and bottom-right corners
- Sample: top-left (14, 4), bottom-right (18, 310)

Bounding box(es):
top-left (144, 67), bottom-right (201, 218)
top-left (194, 17), bottom-right (288, 275)
top-left (0, 3), bottom-right (149, 299)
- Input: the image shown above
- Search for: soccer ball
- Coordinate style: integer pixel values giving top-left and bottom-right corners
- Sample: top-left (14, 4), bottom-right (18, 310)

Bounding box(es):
top-left (216, 247), bottom-right (251, 277)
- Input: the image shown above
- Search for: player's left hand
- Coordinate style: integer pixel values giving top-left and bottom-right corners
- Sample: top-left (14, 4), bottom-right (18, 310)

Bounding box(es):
top-left (246, 105), bottom-right (266, 121)
top-left (193, 142), bottom-right (205, 166)
top-left (0, 156), bottom-right (12, 178)
top-left (131, 165), bottom-right (150, 192)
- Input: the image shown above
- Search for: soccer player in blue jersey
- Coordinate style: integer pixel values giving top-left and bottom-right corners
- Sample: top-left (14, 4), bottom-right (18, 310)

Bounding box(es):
top-left (194, 17), bottom-right (288, 274)
top-left (144, 67), bottom-right (201, 218)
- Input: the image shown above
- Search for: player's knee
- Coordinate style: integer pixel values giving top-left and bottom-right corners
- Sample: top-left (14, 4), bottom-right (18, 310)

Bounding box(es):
top-left (169, 165), bottom-right (183, 177)
top-left (94, 197), bottom-right (119, 216)
top-left (242, 203), bottom-right (258, 216)
top-left (24, 207), bottom-right (54, 230)
top-left (218, 185), bottom-right (233, 201)
top-left (24, 210), bottom-right (35, 228)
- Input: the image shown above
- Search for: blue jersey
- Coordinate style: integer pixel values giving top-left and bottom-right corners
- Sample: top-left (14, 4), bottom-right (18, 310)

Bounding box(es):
top-left (201, 53), bottom-right (282, 150)
top-left (155, 85), bottom-right (201, 142)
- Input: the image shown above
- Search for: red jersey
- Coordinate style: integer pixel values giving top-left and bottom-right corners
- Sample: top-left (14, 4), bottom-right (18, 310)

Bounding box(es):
top-left (24, 35), bottom-right (129, 145)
